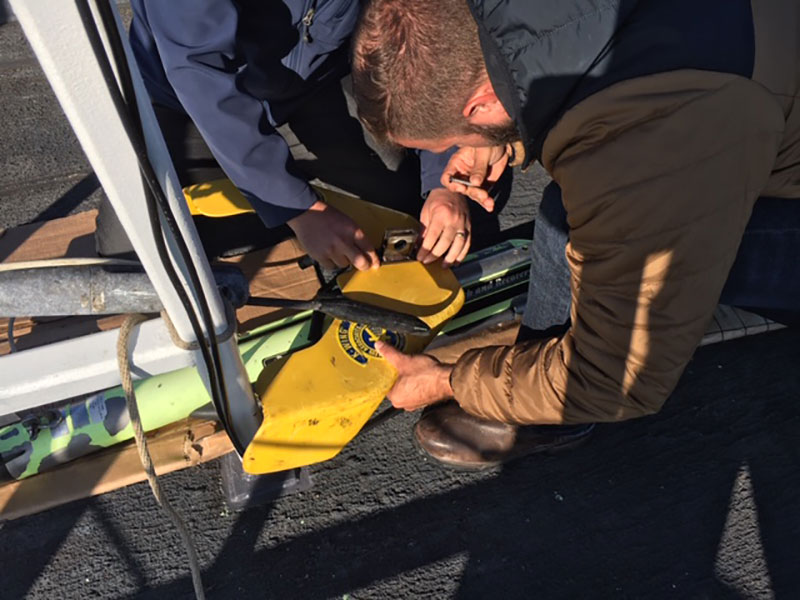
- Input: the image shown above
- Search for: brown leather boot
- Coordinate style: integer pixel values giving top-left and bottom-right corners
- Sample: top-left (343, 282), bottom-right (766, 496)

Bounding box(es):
top-left (413, 401), bottom-right (593, 470)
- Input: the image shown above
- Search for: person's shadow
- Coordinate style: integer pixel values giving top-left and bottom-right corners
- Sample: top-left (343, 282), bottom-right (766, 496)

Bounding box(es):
top-left (64, 328), bottom-right (793, 600)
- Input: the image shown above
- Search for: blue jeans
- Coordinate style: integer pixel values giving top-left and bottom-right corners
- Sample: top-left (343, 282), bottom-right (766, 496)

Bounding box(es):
top-left (521, 182), bottom-right (800, 337)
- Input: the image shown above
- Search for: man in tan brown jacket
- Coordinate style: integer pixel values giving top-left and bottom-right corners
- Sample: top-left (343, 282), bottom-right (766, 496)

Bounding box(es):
top-left (351, 0), bottom-right (800, 470)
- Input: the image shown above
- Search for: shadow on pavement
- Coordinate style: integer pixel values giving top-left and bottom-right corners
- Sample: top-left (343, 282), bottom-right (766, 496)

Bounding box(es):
top-left (31, 172), bottom-right (100, 224)
top-left (119, 329), bottom-right (799, 599)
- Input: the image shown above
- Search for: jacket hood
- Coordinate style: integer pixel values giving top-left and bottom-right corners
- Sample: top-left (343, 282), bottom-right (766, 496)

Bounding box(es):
top-left (468, 0), bottom-right (755, 166)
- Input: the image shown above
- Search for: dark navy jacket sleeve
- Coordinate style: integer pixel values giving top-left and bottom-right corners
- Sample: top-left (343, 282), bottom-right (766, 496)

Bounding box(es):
top-left (134, 0), bottom-right (316, 227)
top-left (418, 147), bottom-right (457, 197)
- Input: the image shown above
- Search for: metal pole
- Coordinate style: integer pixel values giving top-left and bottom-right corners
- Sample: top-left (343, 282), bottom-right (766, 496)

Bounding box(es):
top-left (6, 0), bottom-right (260, 448)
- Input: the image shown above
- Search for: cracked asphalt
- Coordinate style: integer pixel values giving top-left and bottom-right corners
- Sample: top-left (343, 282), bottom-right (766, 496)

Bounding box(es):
top-left (1, 10), bottom-right (799, 600)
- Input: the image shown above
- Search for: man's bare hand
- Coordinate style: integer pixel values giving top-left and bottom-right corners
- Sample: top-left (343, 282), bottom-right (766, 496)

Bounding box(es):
top-left (418, 188), bottom-right (471, 268)
top-left (375, 341), bottom-right (454, 411)
top-left (441, 145), bottom-right (510, 211)
top-left (288, 199), bottom-right (379, 271)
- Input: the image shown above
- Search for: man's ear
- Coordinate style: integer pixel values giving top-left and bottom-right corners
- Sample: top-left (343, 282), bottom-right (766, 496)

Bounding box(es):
top-left (462, 80), bottom-right (509, 126)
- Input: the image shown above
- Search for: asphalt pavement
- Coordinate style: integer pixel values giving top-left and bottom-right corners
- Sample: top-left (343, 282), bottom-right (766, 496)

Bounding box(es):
top-left (1, 14), bottom-right (799, 600)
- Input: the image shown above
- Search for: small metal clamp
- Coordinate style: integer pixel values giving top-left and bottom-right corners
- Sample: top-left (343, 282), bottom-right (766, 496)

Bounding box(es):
top-left (380, 228), bottom-right (419, 263)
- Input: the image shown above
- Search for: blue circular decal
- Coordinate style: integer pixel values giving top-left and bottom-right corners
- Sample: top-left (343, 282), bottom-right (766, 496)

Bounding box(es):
top-left (337, 321), bottom-right (405, 365)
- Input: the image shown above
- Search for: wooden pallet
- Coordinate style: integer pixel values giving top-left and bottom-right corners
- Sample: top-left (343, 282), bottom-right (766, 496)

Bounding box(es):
top-left (0, 209), bottom-right (321, 355)
top-left (0, 418), bottom-right (233, 521)
top-left (0, 210), bottom-right (784, 520)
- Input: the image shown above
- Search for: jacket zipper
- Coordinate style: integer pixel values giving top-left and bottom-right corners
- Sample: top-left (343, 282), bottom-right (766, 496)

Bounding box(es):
top-left (302, 0), bottom-right (317, 43)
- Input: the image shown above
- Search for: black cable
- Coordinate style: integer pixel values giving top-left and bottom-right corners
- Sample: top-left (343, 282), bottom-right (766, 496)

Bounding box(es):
top-left (94, 1), bottom-right (140, 131)
top-left (91, 0), bottom-right (242, 451)
top-left (83, 1), bottom-right (230, 429)
top-left (77, 0), bottom-right (246, 453)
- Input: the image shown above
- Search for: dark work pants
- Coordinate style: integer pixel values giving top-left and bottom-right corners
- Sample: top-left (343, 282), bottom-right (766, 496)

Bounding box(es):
top-left (522, 182), bottom-right (800, 338)
top-left (95, 76), bottom-right (422, 258)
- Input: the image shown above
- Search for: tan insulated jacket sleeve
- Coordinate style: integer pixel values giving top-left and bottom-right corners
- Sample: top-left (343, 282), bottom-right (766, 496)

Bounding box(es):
top-left (451, 71), bottom-right (786, 424)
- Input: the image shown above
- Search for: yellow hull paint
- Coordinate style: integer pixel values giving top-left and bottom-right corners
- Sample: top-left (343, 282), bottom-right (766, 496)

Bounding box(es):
top-left (183, 177), bottom-right (420, 246)
top-left (184, 179), bottom-right (255, 218)
top-left (242, 195), bottom-right (463, 474)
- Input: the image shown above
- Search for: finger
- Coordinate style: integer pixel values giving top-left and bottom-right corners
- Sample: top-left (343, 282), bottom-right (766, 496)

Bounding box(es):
top-left (349, 252), bottom-right (372, 271)
top-left (340, 231), bottom-right (375, 271)
top-left (417, 245), bottom-right (430, 263)
top-left (441, 148), bottom-right (474, 182)
top-left (330, 252), bottom-right (351, 270)
top-left (316, 255), bottom-right (337, 271)
top-left (394, 398), bottom-right (424, 412)
top-left (470, 192), bottom-right (494, 211)
top-left (442, 152), bottom-right (478, 192)
top-left (418, 240), bottom-right (440, 263)
top-left (465, 187), bottom-right (495, 211)
top-left (416, 220), bottom-right (445, 263)
top-left (487, 153), bottom-right (510, 183)
top-left (454, 233), bottom-right (472, 265)
top-left (352, 228), bottom-right (379, 270)
top-left (386, 390), bottom-right (411, 411)
top-left (425, 229), bottom-right (458, 264)
top-left (469, 148), bottom-right (491, 186)
top-left (442, 231), bottom-right (469, 268)
top-left (441, 170), bottom-right (472, 195)
top-left (375, 340), bottom-right (403, 366)
top-left (477, 197), bottom-right (495, 212)
top-left (419, 204), bottom-right (431, 229)
top-left (441, 169), bottom-right (465, 191)
top-left (445, 181), bottom-right (471, 195)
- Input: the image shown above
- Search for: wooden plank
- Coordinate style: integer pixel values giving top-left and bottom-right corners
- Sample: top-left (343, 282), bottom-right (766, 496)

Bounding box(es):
top-left (0, 418), bottom-right (234, 521)
top-left (220, 239), bottom-right (320, 332)
top-left (0, 209), bottom-right (98, 264)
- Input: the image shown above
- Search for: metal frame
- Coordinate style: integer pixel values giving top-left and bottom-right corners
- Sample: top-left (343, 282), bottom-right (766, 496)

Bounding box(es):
top-left (1, 317), bottom-right (208, 413)
top-left (1, 0), bottom-right (260, 448)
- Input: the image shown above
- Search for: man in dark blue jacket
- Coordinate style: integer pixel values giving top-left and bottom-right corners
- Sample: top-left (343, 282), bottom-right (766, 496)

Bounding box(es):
top-left (97, 0), bottom-right (471, 269)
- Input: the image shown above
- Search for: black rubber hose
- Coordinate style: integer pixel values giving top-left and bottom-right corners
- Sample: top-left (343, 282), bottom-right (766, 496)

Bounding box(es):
top-left (91, 0), bottom-right (243, 450)
top-left (77, 0), bottom-right (245, 453)
top-left (246, 295), bottom-right (431, 335)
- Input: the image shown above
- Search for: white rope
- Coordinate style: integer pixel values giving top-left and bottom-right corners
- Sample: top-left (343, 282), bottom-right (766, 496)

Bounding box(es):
top-left (0, 257), bottom-right (140, 271)
top-left (117, 314), bottom-right (206, 600)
